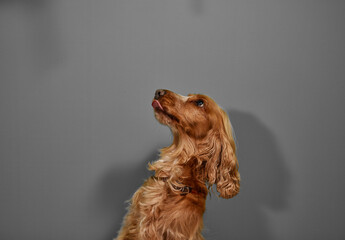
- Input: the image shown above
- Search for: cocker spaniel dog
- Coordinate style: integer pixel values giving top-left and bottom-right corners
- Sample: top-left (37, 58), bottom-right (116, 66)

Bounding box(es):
top-left (115, 89), bottom-right (240, 240)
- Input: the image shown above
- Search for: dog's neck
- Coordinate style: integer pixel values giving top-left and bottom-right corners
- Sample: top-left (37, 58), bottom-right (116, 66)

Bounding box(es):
top-left (149, 129), bottom-right (214, 179)
top-left (161, 130), bottom-right (208, 160)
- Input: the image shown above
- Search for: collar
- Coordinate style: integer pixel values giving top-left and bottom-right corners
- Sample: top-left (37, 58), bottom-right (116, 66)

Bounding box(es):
top-left (153, 176), bottom-right (192, 196)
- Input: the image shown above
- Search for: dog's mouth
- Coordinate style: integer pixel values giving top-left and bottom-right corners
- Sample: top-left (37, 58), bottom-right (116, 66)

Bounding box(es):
top-left (152, 100), bottom-right (180, 123)
top-left (152, 99), bottom-right (164, 111)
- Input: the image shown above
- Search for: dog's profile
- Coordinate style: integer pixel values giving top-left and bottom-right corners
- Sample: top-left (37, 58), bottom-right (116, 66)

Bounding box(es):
top-left (115, 89), bottom-right (240, 240)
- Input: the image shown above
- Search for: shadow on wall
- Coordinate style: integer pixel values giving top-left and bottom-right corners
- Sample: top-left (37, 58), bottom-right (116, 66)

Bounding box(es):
top-left (203, 109), bottom-right (290, 240)
top-left (0, 0), bottom-right (60, 78)
top-left (95, 151), bottom-right (160, 240)
top-left (190, 0), bottom-right (204, 15)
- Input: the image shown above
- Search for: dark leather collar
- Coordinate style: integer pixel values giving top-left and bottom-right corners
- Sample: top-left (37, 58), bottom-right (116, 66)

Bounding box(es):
top-left (153, 176), bottom-right (192, 196)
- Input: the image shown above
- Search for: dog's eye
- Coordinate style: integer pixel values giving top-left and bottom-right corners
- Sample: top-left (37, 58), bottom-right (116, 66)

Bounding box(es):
top-left (195, 100), bottom-right (204, 107)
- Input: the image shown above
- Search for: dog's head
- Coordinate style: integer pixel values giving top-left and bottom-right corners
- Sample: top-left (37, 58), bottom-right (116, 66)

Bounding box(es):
top-left (152, 89), bottom-right (240, 198)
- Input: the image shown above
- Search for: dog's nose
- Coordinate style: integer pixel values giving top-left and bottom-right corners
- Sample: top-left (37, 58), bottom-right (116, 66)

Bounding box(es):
top-left (154, 89), bottom-right (166, 100)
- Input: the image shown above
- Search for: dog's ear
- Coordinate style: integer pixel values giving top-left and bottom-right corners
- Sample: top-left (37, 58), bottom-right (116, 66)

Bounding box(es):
top-left (205, 109), bottom-right (240, 199)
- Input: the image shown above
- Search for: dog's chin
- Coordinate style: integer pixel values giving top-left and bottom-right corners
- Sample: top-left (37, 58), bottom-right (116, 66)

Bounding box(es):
top-left (154, 109), bottom-right (177, 127)
top-left (152, 100), bottom-right (180, 127)
top-left (154, 111), bottom-right (170, 126)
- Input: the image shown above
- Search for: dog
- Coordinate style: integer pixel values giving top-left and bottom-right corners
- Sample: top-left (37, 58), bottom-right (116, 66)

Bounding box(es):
top-left (115, 89), bottom-right (240, 240)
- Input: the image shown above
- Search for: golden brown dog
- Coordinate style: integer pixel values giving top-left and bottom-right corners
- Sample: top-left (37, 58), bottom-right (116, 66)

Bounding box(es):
top-left (115, 89), bottom-right (240, 240)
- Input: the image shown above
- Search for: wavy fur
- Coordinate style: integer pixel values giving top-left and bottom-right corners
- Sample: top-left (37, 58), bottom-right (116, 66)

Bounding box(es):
top-left (115, 90), bottom-right (240, 240)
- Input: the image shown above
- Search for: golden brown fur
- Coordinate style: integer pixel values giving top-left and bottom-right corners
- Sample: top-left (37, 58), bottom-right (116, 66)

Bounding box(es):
top-left (115, 89), bottom-right (240, 240)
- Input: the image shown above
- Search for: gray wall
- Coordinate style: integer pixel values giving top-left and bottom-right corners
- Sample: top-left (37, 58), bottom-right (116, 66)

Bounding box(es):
top-left (1, 0), bottom-right (344, 239)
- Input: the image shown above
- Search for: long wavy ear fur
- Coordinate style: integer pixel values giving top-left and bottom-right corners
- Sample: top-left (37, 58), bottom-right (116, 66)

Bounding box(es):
top-left (205, 109), bottom-right (240, 199)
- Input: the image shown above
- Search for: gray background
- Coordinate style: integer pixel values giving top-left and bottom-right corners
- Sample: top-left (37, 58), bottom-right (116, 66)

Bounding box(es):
top-left (1, 0), bottom-right (344, 239)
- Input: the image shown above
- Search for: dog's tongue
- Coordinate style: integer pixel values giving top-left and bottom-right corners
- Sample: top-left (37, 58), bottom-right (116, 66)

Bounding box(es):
top-left (152, 100), bottom-right (164, 111)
